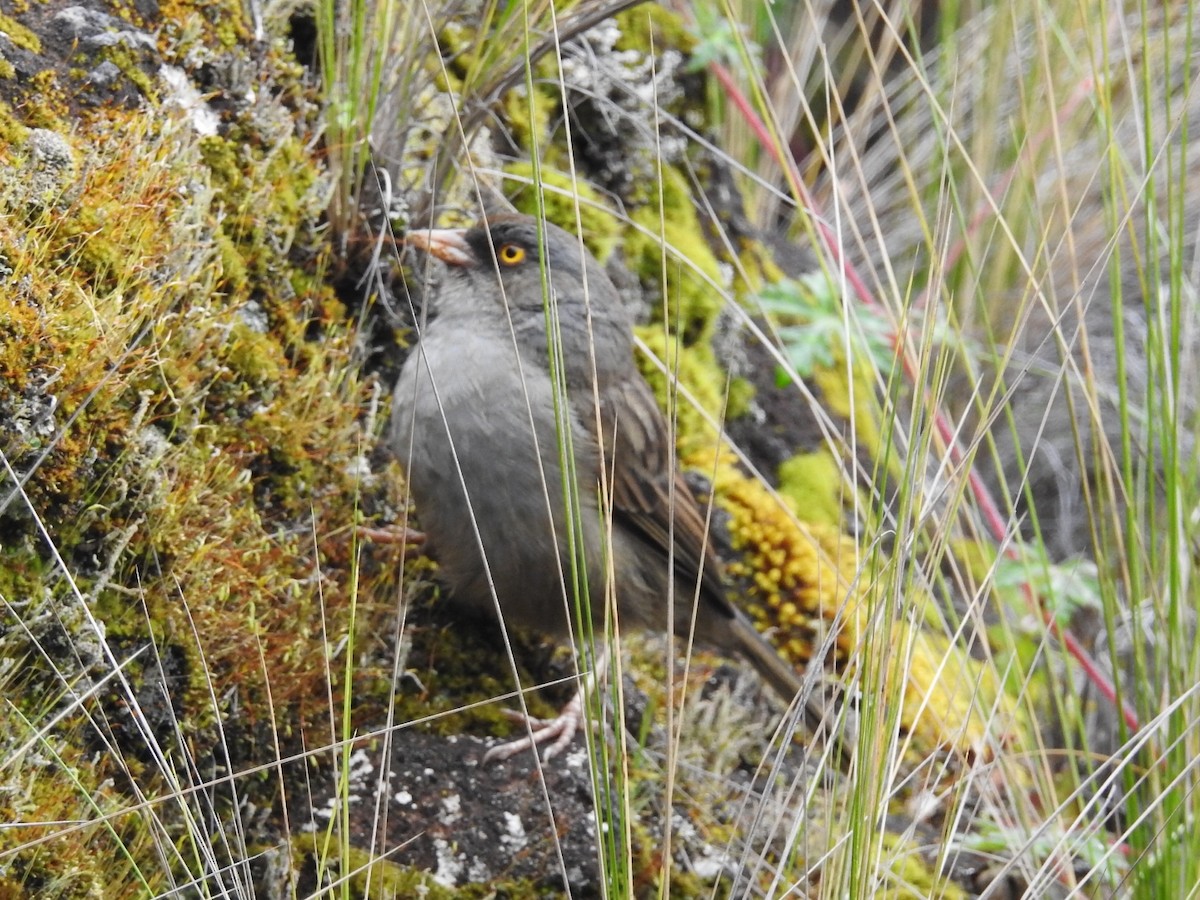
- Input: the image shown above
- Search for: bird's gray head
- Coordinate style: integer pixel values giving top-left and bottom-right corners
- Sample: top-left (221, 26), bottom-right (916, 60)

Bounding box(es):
top-left (405, 214), bottom-right (633, 371)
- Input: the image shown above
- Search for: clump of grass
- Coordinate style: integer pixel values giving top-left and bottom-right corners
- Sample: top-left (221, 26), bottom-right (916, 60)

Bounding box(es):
top-left (722, 0), bottom-right (1200, 892)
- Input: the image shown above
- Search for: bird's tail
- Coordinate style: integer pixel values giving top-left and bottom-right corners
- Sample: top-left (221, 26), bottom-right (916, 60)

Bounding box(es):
top-left (728, 613), bottom-right (851, 765)
top-left (727, 613), bottom-right (803, 702)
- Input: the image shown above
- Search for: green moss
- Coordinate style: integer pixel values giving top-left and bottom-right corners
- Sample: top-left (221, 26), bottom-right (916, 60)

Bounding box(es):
top-left (501, 82), bottom-right (556, 158)
top-left (616, 160), bottom-right (746, 467)
top-left (627, 166), bottom-right (726, 343)
top-left (712, 451), bottom-right (1023, 759)
top-left (0, 17), bottom-right (417, 897)
top-left (0, 548), bottom-right (49, 631)
top-left (877, 832), bottom-right (969, 899)
top-left (158, 0), bottom-right (248, 48)
top-left (777, 452), bottom-right (846, 528)
top-left (0, 13), bottom-right (41, 53)
top-left (384, 593), bottom-right (566, 738)
top-left (200, 130), bottom-right (323, 290)
top-left (198, 134), bottom-right (241, 186)
top-left (812, 356), bottom-right (885, 464)
top-left (0, 703), bottom-right (154, 895)
top-left (251, 130), bottom-right (321, 229)
top-left (505, 161), bottom-right (621, 263)
top-left (224, 321), bottom-right (286, 386)
top-left (97, 43), bottom-right (158, 101)
top-left (21, 70), bottom-right (67, 129)
top-left (726, 374), bottom-right (754, 419)
top-left (635, 326), bottom-right (729, 456)
top-left (213, 228), bottom-right (248, 291)
top-left (612, 4), bottom-right (696, 56)
top-left (53, 208), bottom-right (127, 282)
top-left (712, 451), bottom-right (858, 662)
top-left (293, 834), bottom-right (557, 898)
top-left (0, 99), bottom-right (30, 148)
top-left (948, 537), bottom-right (999, 584)
top-left (3, 33), bottom-right (363, 829)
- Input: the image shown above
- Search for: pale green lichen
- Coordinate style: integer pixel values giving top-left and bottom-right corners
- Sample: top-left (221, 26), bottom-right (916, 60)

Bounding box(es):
top-left (19, 128), bottom-right (77, 208)
top-left (777, 452), bottom-right (847, 529)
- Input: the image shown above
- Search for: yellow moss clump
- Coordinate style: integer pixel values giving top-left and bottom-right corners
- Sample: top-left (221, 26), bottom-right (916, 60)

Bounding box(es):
top-left (702, 447), bottom-right (1016, 759)
top-left (157, 0), bottom-right (249, 49)
top-left (811, 359), bottom-right (886, 473)
top-left (501, 83), bottom-right (556, 162)
top-left (876, 831), bottom-right (970, 900)
top-left (613, 3), bottom-right (697, 56)
top-left (0, 13), bottom-right (40, 53)
top-left (0, 100), bottom-right (29, 148)
top-left (766, 342), bottom-right (894, 538)
top-left (705, 447), bottom-right (864, 658)
top-left (21, 70), bottom-right (68, 129)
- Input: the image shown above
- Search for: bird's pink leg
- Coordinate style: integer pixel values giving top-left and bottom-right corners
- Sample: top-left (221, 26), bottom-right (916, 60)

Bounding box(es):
top-left (482, 646), bottom-right (610, 764)
top-left (357, 524), bottom-right (426, 545)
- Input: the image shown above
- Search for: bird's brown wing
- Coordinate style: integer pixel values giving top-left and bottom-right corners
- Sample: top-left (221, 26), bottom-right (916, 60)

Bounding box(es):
top-left (595, 375), bottom-right (809, 710)
top-left (596, 376), bottom-right (732, 613)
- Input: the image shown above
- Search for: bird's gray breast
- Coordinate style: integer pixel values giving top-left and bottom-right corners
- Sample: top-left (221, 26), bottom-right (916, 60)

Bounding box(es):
top-left (391, 321), bottom-right (601, 632)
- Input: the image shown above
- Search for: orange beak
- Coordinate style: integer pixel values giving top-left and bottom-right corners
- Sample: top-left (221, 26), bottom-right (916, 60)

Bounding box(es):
top-left (404, 228), bottom-right (475, 267)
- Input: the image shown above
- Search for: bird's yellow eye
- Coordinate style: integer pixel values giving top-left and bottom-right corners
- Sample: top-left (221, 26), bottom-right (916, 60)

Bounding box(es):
top-left (497, 243), bottom-right (526, 266)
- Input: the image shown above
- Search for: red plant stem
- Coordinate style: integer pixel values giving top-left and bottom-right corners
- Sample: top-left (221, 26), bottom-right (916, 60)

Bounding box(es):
top-left (711, 64), bottom-right (878, 310)
top-left (709, 60), bottom-right (1140, 732)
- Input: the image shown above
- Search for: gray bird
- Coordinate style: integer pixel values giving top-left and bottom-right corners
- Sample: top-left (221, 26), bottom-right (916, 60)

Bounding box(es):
top-left (392, 214), bottom-right (808, 761)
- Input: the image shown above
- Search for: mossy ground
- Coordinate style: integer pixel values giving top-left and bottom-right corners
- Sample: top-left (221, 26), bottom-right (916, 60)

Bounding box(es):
top-left (0, 4), bottom-right (391, 892)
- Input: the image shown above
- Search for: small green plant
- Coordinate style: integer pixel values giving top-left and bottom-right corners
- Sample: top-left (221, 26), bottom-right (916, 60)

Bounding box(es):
top-left (314, 0), bottom-right (424, 247)
top-left (685, 1), bottom-right (761, 74)
top-left (754, 273), bottom-right (894, 382)
top-left (992, 545), bottom-right (1101, 628)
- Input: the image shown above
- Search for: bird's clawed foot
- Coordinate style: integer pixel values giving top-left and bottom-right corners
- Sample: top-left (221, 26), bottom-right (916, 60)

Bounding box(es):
top-left (481, 690), bottom-right (585, 765)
